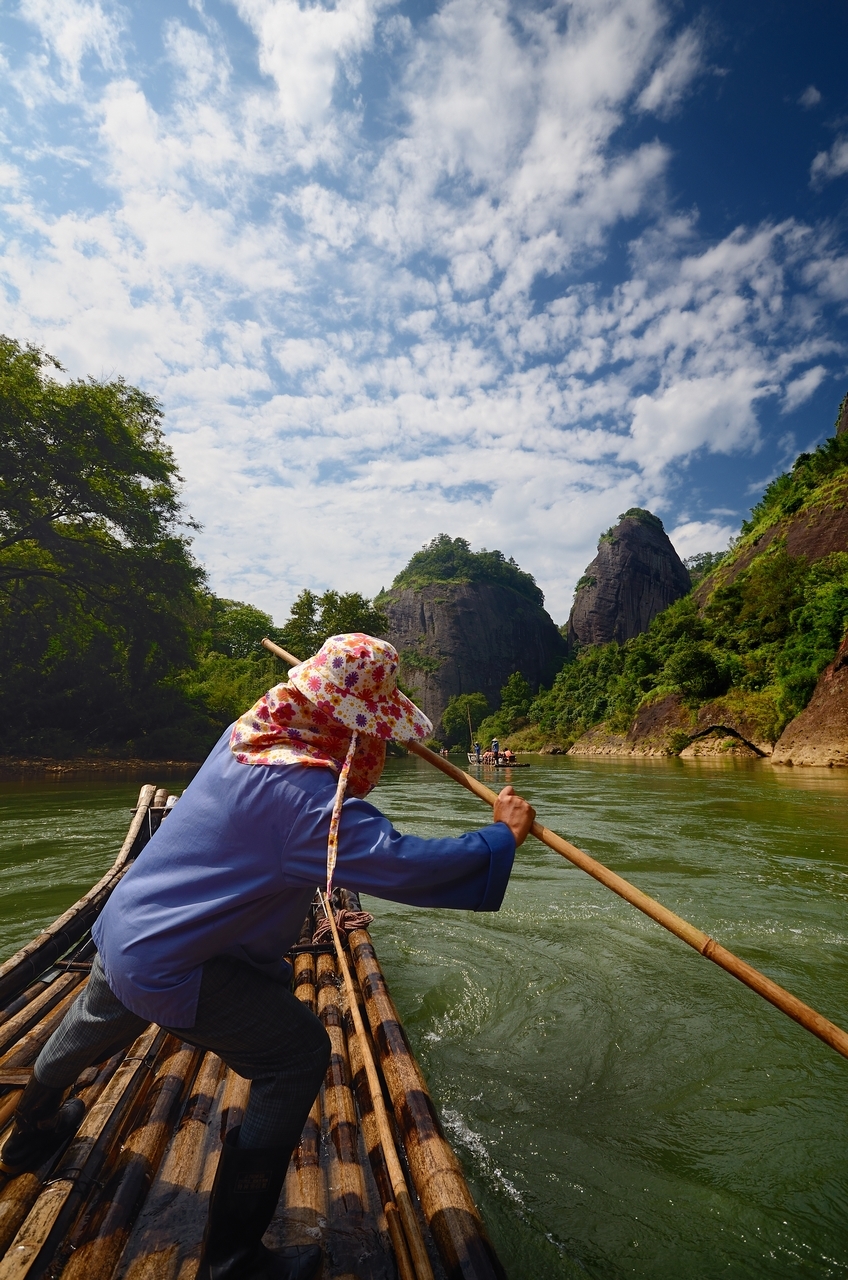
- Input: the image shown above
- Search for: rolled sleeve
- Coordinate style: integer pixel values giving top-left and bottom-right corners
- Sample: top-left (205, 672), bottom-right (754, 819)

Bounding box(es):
top-left (474, 822), bottom-right (516, 911)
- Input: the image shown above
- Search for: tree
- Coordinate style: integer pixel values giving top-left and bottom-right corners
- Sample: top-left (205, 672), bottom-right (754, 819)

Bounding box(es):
top-left (388, 534), bottom-right (544, 607)
top-left (278, 589), bottom-right (389, 660)
top-left (683, 551), bottom-right (726, 587)
top-left (441, 692), bottom-right (490, 746)
top-left (207, 598), bottom-right (280, 660)
top-left (0, 337), bottom-right (205, 753)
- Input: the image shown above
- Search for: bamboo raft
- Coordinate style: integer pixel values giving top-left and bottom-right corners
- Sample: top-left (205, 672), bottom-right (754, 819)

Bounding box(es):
top-left (0, 786), bottom-right (506, 1280)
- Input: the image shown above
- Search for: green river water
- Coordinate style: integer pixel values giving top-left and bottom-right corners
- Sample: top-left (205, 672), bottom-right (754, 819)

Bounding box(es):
top-left (1, 756), bottom-right (846, 1278)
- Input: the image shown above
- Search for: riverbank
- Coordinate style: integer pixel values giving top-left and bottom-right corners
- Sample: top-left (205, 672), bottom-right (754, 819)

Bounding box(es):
top-left (0, 756), bottom-right (202, 776)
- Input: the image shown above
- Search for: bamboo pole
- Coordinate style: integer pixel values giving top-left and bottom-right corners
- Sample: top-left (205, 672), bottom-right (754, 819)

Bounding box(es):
top-left (0, 1050), bottom-right (127, 1258)
top-left (116, 1052), bottom-right (227, 1280)
top-left (58, 1042), bottom-right (202, 1280)
top-left (316, 952), bottom-right (367, 1222)
top-left (343, 906), bottom-right (506, 1280)
top-left (283, 939), bottom-right (326, 1238)
top-left (319, 895), bottom-right (435, 1280)
top-left (260, 637), bottom-right (848, 1065)
top-left (0, 1024), bottom-right (168, 1280)
top-left (344, 990), bottom-right (416, 1280)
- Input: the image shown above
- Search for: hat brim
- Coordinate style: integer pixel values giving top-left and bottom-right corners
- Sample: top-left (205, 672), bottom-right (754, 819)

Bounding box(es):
top-left (288, 664), bottom-right (433, 742)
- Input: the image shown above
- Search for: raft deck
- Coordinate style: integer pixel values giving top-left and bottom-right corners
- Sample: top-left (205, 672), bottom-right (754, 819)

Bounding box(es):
top-left (0, 786), bottom-right (505, 1280)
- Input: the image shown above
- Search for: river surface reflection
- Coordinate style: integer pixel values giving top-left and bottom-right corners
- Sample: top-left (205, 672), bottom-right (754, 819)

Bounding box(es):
top-left (1, 756), bottom-right (847, 1278)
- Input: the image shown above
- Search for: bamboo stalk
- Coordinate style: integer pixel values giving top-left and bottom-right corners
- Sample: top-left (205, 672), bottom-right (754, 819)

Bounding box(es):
top-left (344, 984), bottom-right (416, 1280)
top-left (320, 895), bottom-right (435, 1280)
top-left (344, 912), bottom-right (506, 1280)
top-left (0, 986), bottom-right (49, 1034)
top-left (0, 1024), bottom-right (167, 1280)
top-left (316, 952), bottom-right (367, 1222)
top-left (260, 636), bottom-right (848, 1062)
top-left (404, 740), bottom-right (848, 1062)
top-left (58, 1042), bottom-right (202, 1280)
top-left (117, 1052), bottom-right (227, 1280)
top-left (0, 1051), bottom-right (127, 1258)
top-left (0, 975), bottom-right (86, 1061)
top-left (283, 947), bottom-right (326, 1237)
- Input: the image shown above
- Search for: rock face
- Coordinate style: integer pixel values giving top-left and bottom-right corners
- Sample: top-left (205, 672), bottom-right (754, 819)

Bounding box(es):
top-left (567, 690), bottom-right (778, 759)
top-left (694, 473), bottom-right (848, 605)
top-left (567, 511), bottom-right (690, 649)
top-left (771, 633), bottom-right (848, 767)
top-left (382, 582), bottom-right (566, 735)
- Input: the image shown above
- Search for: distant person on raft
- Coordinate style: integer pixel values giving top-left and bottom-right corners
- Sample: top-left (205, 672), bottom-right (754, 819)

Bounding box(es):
top-left (0, 634), bottom-right (535, 1280)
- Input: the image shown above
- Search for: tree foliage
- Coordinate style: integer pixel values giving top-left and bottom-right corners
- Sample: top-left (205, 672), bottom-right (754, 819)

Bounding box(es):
top-left (0, 338), bottom-right (210, 755)
top-left (441, 692), bottom-right (490, 746)
top-left (277, 589), bottom-right (389, 661)
top-left (742, 432), bottom-right (848, 536)
top-left (387, 534), bottom-right (544, 607)
top-left (528, 547), bottom-right (848, 746)
top-left (684, 550), bottom-right (727, 586)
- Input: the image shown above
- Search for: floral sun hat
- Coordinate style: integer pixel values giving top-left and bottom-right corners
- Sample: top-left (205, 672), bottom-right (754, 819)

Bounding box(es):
top-left (287, 633), bottom-right (432, 743)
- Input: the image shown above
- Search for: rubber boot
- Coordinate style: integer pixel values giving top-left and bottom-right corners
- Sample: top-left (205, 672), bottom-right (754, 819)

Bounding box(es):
top-left (200, 1127), bottom-right (321, 1280)
top-left (0, 1076), bottom-right (85, 1176)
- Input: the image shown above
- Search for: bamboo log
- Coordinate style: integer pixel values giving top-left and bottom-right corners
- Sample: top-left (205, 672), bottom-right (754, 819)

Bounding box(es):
top-left (344, 987), bottom-right (416, 1280)
top-left (0, 786), bottom-right (157, 1007)
top-left (346, 920), bottom-right (506, 1280)
top-left (0, 1024), bottom-right (167, 1280)
top-left (405, 741), bottom-right (848, 1063)
top-left (0, 1051), bottom-right (127, 1258)
top-left (283, 948), bottom-right (326, 1236)
top-left (0, 979), bottom-right (92, 1139)
top-left (0, 975), bottom-right (86, 1062)
top-left (320, 898), bottom-right (435, 1280)
top-left (316, 953), bottom-right (367, 1222)
top-left (58, 1042), bottom-right (201, 1280)
top-left (0, 986), bottom-right (49, 1034)
top-left (116, 1052), bottom-right (226, 1280)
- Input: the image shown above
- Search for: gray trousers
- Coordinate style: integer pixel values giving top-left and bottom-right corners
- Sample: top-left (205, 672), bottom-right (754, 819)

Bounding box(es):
top-left (35, 955), bottom-right (330, 1151)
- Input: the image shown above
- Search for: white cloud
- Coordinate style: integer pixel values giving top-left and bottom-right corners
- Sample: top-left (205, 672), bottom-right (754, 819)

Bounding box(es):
top-left (810, 136), bottom-right (848, 188)
top-left (798, 85), bottom-right (822, 109)
top-left (637, 24), bottom-right (705, 118)
top-left (782, 364), bottom-right (826, 412)
top-left (0, 0), bottom-right (846, 621)
top-left (669, 519), bottom-right (735, 561)
top-left (16, 0), bottom-right (125, 89)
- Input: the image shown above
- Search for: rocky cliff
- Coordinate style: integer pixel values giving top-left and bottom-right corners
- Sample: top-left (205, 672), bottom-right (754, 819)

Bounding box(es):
top-left (382, 581), bottom-right (566, 735)
top-left (771, 633), bottom-right (848, 766)
top-left (567, 509), bottom-right (691, 648)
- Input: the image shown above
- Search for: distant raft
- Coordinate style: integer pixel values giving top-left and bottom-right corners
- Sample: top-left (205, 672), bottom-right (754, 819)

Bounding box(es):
top-left (0, 786), bottom-right (506, 1280)
top-left (466, 754), bottom-right (530, 768)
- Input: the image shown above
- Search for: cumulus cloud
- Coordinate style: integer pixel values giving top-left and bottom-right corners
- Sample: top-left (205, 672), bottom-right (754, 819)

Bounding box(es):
top-left (798, 85), bottom-right (822, 109)
top-left (637, 24), bottom-right (705, 118)
top-left (669, 519), bottom-right (736, 561)
top-left (810, 136), bottom-right (848, 187)
top-left (0, 0), bottom-right (846, 619)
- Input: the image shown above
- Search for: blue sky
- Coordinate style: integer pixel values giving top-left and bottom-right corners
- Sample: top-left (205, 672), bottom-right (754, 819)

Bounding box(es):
top-left (2, 0), bottom-right (847, 622)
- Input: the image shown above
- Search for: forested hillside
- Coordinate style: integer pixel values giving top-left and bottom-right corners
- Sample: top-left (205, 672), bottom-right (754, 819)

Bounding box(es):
top-left (0, 339), bottom-right (386, 759)
top-left (512, 426), bottom-right (848, 752)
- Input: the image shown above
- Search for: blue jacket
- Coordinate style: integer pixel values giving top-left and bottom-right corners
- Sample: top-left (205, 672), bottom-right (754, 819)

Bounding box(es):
top-left (93, 730), bottom-right (515, 1026)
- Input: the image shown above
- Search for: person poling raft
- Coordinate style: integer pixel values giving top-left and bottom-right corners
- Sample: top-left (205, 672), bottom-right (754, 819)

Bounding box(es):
top-left (0, 634), bottom-right (535, 1280)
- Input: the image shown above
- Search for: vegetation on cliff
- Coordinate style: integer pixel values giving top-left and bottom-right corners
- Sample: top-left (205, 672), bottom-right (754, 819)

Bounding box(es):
top-left (384, 533), bottom-right (545, 607)
top-left (521, 434), bottom-right (848, 750)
